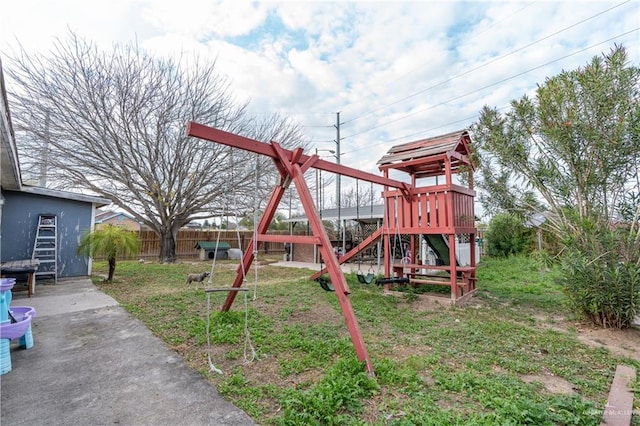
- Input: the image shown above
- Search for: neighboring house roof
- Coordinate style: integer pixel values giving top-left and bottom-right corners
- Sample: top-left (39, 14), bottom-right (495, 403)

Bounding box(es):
top-left (19, 185), bottom-right (110, 206)
top-left (95, 209), bottom-right (137, 223)
top-left (284, 204), bottom-right (385, 224)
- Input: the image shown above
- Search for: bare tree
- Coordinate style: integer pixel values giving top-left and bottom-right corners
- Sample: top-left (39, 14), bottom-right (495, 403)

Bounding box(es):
top-left (339, 182), bottom-right (380, 208)
top-left (7, 31), bottom-right (307, 262)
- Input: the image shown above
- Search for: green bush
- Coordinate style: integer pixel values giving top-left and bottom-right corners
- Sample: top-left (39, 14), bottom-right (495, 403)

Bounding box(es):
top-left (485, 213), bottom-right (533, 257)
top-left (77, 225), bottom-right (140, 282)
top-left (560, 220), bottom-right (640, 329)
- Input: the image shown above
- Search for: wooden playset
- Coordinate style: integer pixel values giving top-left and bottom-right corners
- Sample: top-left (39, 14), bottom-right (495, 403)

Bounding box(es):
top-left (187, 122), bottom-right (476, 375)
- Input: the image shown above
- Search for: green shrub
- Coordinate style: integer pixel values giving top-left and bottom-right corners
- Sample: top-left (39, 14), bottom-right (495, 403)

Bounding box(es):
top-left (560, 220), bottom-right (640, 329)
top-left (485, 213), bottom-right (533, 257)
top-left (77, 225), bottom-right (140, 282)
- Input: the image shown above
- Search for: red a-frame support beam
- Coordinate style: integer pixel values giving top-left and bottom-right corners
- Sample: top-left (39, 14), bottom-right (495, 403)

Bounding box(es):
top-left (187, 122), bottom-right (412, 375)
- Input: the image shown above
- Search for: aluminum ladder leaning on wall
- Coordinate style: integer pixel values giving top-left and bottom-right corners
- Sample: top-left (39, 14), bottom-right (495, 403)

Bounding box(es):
top-left (31, 214), bottom-right (57, 284)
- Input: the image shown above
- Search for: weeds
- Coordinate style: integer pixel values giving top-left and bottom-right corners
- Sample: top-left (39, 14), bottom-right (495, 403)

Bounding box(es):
top-left (94, 256), bottom-right (639, 425)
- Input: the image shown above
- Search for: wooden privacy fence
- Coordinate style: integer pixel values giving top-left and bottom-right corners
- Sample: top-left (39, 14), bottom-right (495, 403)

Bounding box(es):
top-left (122, 229), bottom-right (298, 261)
top-left (96, 227), bottom-right (485, 261)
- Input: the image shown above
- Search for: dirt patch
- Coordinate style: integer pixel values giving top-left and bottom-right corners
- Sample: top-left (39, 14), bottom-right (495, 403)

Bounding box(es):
top-left (532, 313), bottom-right (640, 361)
top-left (477, 300), bottom-right (640, 362)
top-left (359, 388), bottom-right (407, 424)
top-left (384, 292), bottom-right (640, 367)
top-left (388, 291), bottom-right (452, 312)
top-left (573, 324), bottom-right (640, 361)
top-left (285, 304), bottom-right (343, 325)
top-left (243, 356), bottom-right (324, 389)
top-left (253, 292), bottom-right (344, 327)
top-left (521, 371), bottom-right (578, 395)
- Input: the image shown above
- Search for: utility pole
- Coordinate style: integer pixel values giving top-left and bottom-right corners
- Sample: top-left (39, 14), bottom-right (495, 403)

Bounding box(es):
top-left (315, 148), bottom-right (319, 210)
top-left (315, 148), bottom-right (319, 264)
top-left (334, 112), bottom-right (343, 255)
top-left (315, 147), bottom-right (336, 261)
top-left (39, 112), bottom-right (50, 187)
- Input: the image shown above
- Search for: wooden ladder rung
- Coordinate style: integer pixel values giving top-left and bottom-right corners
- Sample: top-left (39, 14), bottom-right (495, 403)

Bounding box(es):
top-left (410, 278), bottom-right (451, 286)
top-left (204, 287), bottom-right (249, 293)
top-left (410, 278), bottom-right (470, 290)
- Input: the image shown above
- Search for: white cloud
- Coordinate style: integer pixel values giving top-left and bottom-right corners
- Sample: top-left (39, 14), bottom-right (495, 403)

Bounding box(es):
top-left (276, 2), bottom-right (340, 33)
top-left (0, 0), bottom-right (135, 53)
top-left (288, 48), bottom-right (339, 91)
top-left (1, 0), bottom-right (639, 198)
top-left (139, 0), bottom-right (269, 38)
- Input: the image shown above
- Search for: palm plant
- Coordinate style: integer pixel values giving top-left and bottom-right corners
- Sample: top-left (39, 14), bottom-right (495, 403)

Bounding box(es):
top-left (77, 225), bottom-right (140, 282)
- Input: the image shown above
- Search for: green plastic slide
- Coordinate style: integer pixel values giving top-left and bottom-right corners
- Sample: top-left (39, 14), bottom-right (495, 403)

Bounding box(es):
top-left (424, 234), bottom-right (459, 266)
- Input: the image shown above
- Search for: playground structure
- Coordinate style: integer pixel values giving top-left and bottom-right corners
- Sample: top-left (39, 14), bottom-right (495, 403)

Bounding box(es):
top-left (377, 130), bottom-right (477, 302)
top-left (187, 122), bottom-right (476, 375)
top-left (309, 130), bottom-right (477, 303)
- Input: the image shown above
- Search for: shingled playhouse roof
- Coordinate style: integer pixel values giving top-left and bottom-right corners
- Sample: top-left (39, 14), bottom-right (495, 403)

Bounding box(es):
top-left (377, 129), bottom-right (473, 179)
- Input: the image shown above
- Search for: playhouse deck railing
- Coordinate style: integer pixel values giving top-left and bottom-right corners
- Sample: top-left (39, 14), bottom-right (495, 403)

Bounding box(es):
top-left (383, 184), bottom-right (475, 235)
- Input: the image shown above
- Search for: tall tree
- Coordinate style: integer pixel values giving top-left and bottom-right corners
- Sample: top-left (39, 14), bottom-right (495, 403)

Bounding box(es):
top-left (472, 45), bottom-right (640, 328)
top-left (472, 44), bottom-right (640, 232)
top-left (7, 31), bottom-right (307, 262)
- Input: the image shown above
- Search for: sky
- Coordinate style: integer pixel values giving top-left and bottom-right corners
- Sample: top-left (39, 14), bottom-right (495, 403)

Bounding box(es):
top-left (1, 0), bottom-right (639, 206)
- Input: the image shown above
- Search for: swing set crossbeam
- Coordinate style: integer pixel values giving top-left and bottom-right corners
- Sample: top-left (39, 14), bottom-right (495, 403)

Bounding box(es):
top-left (187, 122), bottom-right (411, 192)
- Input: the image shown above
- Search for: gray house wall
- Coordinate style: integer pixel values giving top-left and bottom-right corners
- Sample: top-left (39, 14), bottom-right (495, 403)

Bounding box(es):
top-left (1, 190), bottom-right (94, 277)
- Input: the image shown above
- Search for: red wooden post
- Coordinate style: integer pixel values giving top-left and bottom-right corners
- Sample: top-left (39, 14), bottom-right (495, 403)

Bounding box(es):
top-left (270, 143), bottom-right (373, 374)
top-left (382, 171), bottom-right (392, 285)
top-left (448, 233), bottom-right (458, 301)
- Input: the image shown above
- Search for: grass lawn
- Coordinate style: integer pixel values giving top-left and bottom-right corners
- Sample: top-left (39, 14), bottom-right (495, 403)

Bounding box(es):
top-left (94, 256), bottom-right (640, 425)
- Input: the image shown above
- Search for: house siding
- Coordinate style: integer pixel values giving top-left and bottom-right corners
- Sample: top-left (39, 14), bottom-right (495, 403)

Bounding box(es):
top-left (1, 190), bottom-right (94, 277)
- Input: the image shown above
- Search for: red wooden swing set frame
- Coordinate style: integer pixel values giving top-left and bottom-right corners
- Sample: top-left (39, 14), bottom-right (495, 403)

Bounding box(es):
top-left (187, 121), bottom-right (476, 375)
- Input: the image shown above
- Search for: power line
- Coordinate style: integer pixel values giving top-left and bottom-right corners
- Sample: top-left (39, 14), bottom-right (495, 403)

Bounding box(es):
top-left (343, 105), bottom-right (512, 157)
top-left (343, 27), bottom-right (640, 155)
top-left (341, 28), bottom-right (639, 152)
top-left (341, 0), bottom-right (537, 124)
top-left (341, 0), bottom-right (632, 127)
